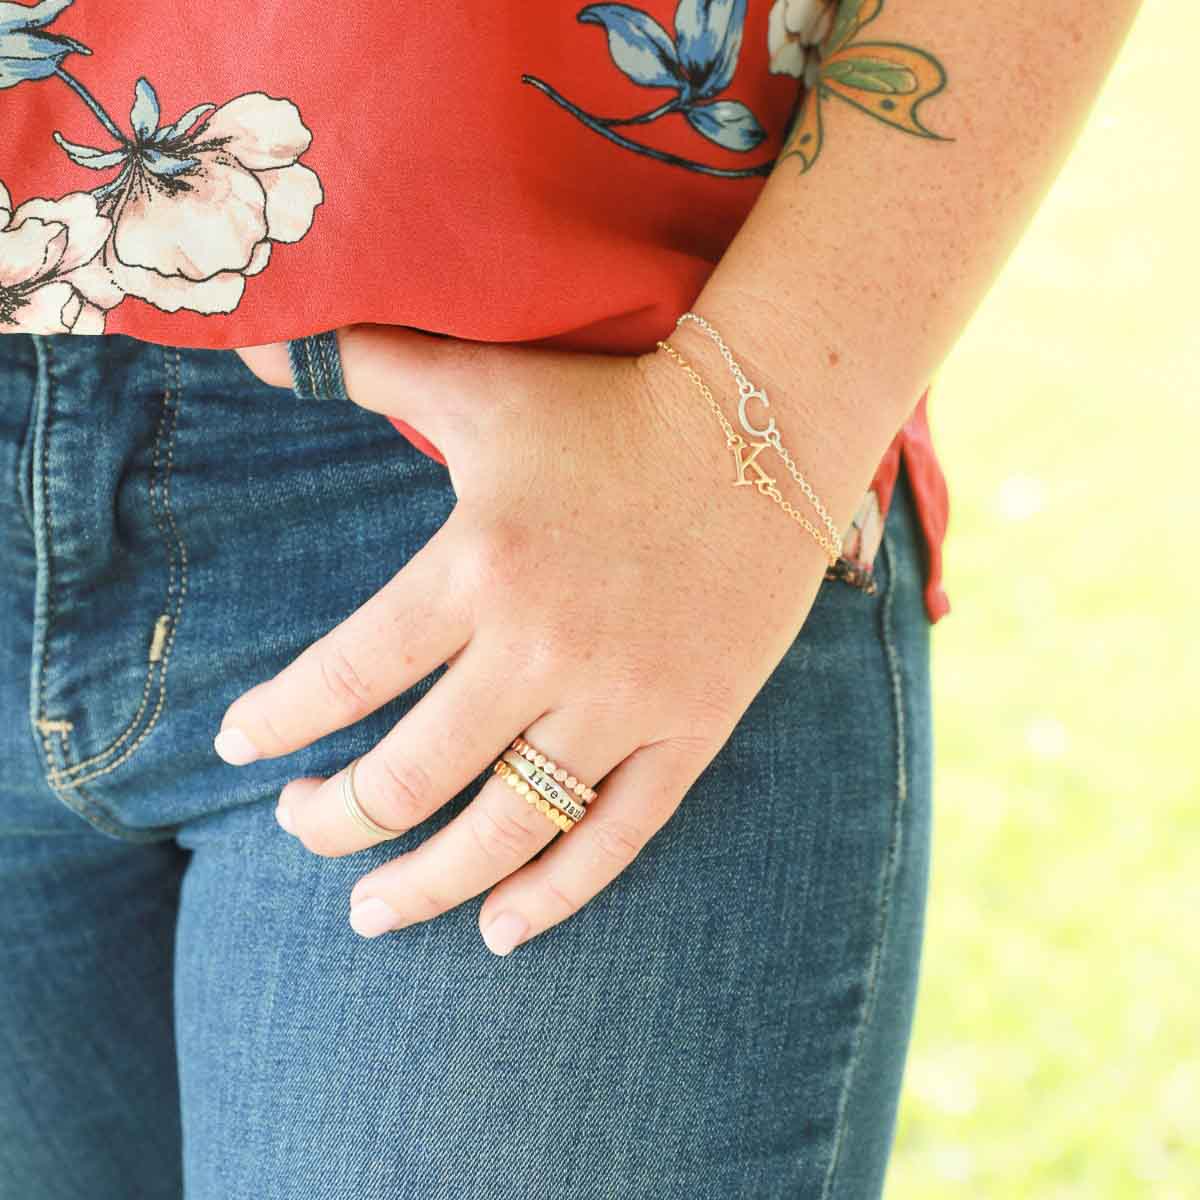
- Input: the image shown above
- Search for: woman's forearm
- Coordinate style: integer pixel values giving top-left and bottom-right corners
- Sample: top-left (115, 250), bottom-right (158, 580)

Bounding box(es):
top-left (649, 0), bottom-right (1144, 534)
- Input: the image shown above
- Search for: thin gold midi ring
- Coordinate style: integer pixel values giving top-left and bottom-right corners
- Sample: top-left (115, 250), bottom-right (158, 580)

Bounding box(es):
top-left (340, 755), bottom-right (405, 842)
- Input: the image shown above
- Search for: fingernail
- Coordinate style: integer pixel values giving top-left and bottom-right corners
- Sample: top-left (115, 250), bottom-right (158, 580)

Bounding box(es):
top-left (481, 912), bottom-right (528, 957)
top-left (349, 897), bottom-right (399, 938)
top-left (274, 800), bottom-right (296, 835)
top-left (213, 727), bottom-right (259, 765)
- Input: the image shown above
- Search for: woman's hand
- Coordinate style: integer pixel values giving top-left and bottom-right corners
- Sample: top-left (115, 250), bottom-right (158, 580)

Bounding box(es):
top-left (221, 323), bottom-right (838, 955)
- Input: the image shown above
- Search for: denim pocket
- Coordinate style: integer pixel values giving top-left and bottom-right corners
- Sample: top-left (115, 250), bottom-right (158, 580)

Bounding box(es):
top-left (26, 337), bottom-right (189, 840)
top-left (0, 333), bottom-right (39, 537)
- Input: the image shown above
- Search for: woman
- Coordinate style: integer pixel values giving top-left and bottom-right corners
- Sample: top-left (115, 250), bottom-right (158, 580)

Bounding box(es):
top-left (0, 1), bottom-right (1140, 1196)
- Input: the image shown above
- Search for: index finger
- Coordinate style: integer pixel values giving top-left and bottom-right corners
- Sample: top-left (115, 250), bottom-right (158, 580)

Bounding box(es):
top-left (213, 521), bottom-right (469, 764)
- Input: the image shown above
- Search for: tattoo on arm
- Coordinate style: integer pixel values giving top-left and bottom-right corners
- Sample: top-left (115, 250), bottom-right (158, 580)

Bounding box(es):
top-left (516, 0), bottom-right (948, 178)
top-left (779, 0), bottom-right (952, 174)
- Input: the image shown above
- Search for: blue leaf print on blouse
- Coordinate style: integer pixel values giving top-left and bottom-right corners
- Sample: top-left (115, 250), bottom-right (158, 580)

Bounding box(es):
top-left (675, 0), bottom-right (746, 97)
top-left (685, 96), bottom-right (762, 150)
top-left (139, 146), bottom-right (200, 177)
top-left (522, 0), bottom-right (778, 177)
top-left (50, 77), bottom-right (199, 176)
top-left (51, 132), bottom-right (125, 168)
top-left (153, 102), bottom-right (217, 145)
top-left (117, 78), bottom-right (202, 175)
top-left (0, 0), bottom-right (90, 89)
top-left (578, 5), bottom-right (683, 90)
top-left (129, 76), bottom-right (160, 140)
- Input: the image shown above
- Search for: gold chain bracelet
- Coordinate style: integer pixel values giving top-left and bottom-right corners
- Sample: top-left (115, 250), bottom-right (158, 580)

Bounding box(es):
top-left (654, 339), bottom-right (841, 567)
top-left (675, 310), bottom-right (844, 559)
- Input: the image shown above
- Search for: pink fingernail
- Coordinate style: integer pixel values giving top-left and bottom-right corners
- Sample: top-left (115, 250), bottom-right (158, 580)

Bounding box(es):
top-left (349, 897), bottom-right (399, 938)
top-left (213, 727), bottom-right (259, 765)
top-left (274, 801), bottom-right (296, 835)
top-left (482, 912), bottom-right (528, 957)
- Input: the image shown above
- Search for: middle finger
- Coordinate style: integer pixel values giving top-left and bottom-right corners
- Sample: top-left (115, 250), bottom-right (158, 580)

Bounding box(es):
top-left (344, 707), bottom-right (628, 937)
top-left (277, 632), bottom-right (547, 855)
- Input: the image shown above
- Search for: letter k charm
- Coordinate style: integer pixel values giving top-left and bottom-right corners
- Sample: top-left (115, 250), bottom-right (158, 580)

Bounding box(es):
top-left (730, 438), bottom-right (777, 497)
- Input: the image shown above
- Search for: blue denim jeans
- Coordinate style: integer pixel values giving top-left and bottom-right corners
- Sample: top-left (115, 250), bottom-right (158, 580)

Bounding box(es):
top-left (0, 331), bottom-right (934, 1199)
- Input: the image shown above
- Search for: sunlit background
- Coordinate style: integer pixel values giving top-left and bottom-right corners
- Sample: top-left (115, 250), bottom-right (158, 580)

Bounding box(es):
top-left (888, 2), bottom-right (1197, 1196)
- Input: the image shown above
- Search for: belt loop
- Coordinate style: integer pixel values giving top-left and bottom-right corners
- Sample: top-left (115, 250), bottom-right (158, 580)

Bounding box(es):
top-left (286, 330), bottom-right (349, 401)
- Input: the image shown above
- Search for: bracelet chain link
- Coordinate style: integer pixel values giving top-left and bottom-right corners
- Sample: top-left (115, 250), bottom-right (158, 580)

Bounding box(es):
top-left (674, 311), bottom-right (844, 560)
top-left (654, 338), bottom-right (841, 567)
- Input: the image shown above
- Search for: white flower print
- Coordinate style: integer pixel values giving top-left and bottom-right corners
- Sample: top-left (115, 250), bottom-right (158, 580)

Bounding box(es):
top-left (767, 0), bottom-right (836, 86)
top-left (54, 83), bottom-right (324, 314)
top-left (2, 0), bottom-right (324, 332)
top-left (0, 178), bottom-right (121, 334)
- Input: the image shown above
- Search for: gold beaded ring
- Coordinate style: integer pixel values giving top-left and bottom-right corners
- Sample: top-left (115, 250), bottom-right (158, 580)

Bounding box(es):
top-left (490, 735), bottom-right (600, 835)
top-left (502, 750), bottom-right (587, 823)
top-left (493, 760), bottom-right (576, 832)
top-left (509, 735), bottom-right (597, 804)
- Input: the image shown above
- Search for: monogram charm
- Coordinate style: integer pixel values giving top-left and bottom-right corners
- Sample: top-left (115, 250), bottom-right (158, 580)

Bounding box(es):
top-left (656, 326), bottom-right (844, 567)
top-left (738, 378), bottom-right (778, 443)
top-left (730, 438), bottom-right (778, 497)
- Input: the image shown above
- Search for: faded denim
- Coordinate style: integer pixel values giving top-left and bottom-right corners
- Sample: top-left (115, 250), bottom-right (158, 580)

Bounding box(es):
top-left (0, 330), bottom-right (934, 1199)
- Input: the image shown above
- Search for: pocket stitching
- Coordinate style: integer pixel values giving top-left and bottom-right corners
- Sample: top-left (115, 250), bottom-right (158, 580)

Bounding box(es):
top-left (43, 347), bottom-right (189, 790)
top-left (818, 513), bottom-right (909, 1197)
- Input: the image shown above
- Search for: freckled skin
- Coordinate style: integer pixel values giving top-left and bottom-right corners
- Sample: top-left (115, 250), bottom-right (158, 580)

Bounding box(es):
top-left (226, 0), bottom-right (1145, 948)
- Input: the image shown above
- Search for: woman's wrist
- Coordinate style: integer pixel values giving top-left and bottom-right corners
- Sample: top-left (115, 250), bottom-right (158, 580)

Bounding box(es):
top-left (635, 302), bottom-right (902, 559)
top-left (632, 329), bottom-right (849, 582)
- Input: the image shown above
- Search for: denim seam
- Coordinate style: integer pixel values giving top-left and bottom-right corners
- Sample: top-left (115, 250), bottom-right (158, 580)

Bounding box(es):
top-left (305, 337), bottom-right (318, 397)
top-left (328, 333), bottom-right (343, 394)
top-left (40, 349), bottom-right (190, 806)
top-left (301, 330), bottom-right (346, 400)
top-left (46, 347), bottom-right (189, 787)
top-left (29, 336), bottom-right (127, 837)
top-left (819, 512), bottom-right (909, 1200)
top-left (16, 347), bottom-right (38, 537)
top-left (317, 335), bottom-right (332, 392)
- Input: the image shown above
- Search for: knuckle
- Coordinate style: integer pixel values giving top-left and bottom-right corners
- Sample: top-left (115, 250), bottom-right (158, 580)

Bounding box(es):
top-left (468, 795), bottom-right (540, 862)
top-left (243, 696), bottom-right (292, 755)
top-left (588, 817), bottom-right (647, 871)
top-left (537, 872), bottom-right (584, 919)
top-left (223, 681), bottom-right (291, 755)
top-left (463, 517), bottom-right (533, 595)
top-left (258, 700), bottom-right (290, 748)
top-left (366, 754), bottom-right (434, 830)
top-left (494, 626), bottom-right (559, 686)
top-left (316, 638), bottom-right (376, 715)
top-left (400, 878), bottom-right (449, 923)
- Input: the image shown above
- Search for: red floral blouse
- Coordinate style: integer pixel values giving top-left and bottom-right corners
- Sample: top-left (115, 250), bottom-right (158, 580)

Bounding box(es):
top-left (0, 0), bottom-right (949, 621)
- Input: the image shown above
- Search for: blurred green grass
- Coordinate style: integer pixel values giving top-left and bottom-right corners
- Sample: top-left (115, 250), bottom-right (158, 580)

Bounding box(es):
top-left (888, 2), bottom-right (1199, 1196)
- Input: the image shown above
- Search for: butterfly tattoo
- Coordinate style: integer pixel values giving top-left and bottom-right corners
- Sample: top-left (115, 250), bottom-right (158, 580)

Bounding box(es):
top-left (780, 0), bottom-right (951, 173)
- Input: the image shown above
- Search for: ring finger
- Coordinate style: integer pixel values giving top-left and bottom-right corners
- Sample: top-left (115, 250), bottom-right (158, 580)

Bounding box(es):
top-left (343, 707), bottom-right (633, 944)
top-left (277, 630), bottom-right (546, 854)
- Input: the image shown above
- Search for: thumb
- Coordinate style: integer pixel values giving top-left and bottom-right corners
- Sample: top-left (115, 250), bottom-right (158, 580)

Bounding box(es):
top-left (234, 340), bottom-right (291, 388)
top-left (233, 325), bottom-right (471, 460)
top-left (334, 322), bottom-right (492, 456)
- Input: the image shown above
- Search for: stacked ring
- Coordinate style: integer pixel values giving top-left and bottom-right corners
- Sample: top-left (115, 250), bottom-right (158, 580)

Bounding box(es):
top-left (501, 750), bottom-right (587, 823)
top-left (491, 735), bottom-right (600, 834)
top-left (509, 735), bottom-right (597, 804)
top-left (493, 760), bottom-right (576, 832)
